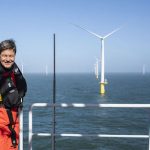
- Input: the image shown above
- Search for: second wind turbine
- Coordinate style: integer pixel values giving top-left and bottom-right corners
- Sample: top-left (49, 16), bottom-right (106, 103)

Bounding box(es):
top-left (74, 24), bottom-right (121, 94)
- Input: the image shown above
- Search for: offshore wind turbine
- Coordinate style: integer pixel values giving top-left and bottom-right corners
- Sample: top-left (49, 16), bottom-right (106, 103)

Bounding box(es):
top-left (45, 64), bottom-right (48, 76)
top-left (142, 64), bottom-right (146, 75)
top-left (21, 63), bottom-right (24, 74)
top-left (73, 24), bottom-right (121, 94)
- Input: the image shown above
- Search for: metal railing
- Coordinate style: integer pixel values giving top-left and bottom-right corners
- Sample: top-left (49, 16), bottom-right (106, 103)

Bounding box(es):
top-left (28, 103), bottom-right (150, 150)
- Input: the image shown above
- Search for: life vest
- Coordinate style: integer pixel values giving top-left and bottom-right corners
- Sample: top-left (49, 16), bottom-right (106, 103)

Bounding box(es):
top-left (0, 72), bottom-right (19, 109)
top-left (0, 63), bottom-right (27, 109)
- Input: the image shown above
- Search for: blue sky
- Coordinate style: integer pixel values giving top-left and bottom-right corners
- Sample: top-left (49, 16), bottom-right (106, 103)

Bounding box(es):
top-left (0, 0), bottom-right (150, 73)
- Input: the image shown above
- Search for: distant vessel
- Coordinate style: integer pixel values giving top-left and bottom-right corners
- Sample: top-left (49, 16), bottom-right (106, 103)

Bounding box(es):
top-left (104, 79), bottom-right (108, 84)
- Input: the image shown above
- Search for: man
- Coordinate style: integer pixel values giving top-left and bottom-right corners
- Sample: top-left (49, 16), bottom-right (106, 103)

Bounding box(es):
top-left (0, 39), bottom-right (27, 150)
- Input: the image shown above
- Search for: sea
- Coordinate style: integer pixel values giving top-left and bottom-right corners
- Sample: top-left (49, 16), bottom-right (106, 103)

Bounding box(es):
top-left (22, 73), bottom-right (150, 150)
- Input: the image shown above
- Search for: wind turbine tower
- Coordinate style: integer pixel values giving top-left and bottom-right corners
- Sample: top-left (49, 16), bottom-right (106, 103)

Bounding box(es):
top-left (45, 65), bottom-right (48, 76)
top-left (142, 64), bottom-right (146, 75)
top-left (74, 24), bottom-right (121, 94)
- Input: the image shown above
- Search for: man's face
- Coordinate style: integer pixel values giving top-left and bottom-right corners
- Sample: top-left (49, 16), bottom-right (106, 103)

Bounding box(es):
top-left (0, 49), bottom-right (15, 69)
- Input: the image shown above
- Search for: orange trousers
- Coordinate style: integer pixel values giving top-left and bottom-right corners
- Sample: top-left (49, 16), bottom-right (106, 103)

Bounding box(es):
top-left (0, 108), bottom-right (19, 150)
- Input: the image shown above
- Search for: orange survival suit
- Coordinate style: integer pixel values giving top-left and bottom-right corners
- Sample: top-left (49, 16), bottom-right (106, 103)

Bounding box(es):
top-left (0, 63), bottom-right (27, 150)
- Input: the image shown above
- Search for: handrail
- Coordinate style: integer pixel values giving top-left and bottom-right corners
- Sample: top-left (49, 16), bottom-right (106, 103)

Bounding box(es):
top-left (28, 103), bottom-right (150, 150)
top-left (30, 103), bottom-right (150, 108)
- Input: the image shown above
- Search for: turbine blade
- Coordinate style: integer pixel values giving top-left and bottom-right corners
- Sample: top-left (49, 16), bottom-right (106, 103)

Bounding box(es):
top-left (103, 27), bottom-right (122, 39)
top-left (72, 24), bottom-right (103, 39)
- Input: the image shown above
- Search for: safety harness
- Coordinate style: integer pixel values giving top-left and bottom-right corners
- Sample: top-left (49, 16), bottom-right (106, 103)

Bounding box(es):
top-left (6, 109), bottom-right (17, 147)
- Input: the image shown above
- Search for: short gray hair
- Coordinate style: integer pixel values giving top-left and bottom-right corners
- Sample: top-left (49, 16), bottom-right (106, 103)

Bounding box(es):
top-left (0, 39), bottom-right (16, 54)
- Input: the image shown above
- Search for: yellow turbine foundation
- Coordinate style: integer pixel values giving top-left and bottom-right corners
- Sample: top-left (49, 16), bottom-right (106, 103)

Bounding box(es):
top-left (100, 83), bottom-right (105, 94)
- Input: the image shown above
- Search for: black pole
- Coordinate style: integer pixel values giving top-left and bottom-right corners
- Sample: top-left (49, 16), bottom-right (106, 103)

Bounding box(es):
top-left (52, 34), bottom-right (56, 150)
